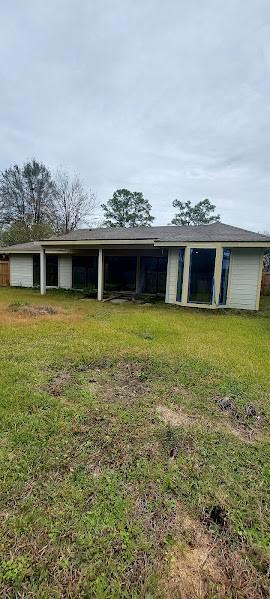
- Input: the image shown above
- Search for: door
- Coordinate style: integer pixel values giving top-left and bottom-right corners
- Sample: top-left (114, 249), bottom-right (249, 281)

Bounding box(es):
top-left (188, 249), bottom-right (216, 304)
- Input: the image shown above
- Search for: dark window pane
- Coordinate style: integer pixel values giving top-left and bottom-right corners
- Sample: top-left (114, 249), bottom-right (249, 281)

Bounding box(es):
top-left (33, 255), bottom-right (40, 286)
top-left (72, 256), bottom-right (98, 289)
top-left (176, 248), bottom-right (185, 301)
top-left (46, 255), bottom-right (58, 287)
top-left (104, 256), bottom-right (137, 291)
top-left (188, 249), bottom-right (216, 304)
top-left (156, 257), bottom-right (167, 293)
top-left (141, 256), bottom-right (167, 294)
top-left (219, 249), bottom-right (231, 305)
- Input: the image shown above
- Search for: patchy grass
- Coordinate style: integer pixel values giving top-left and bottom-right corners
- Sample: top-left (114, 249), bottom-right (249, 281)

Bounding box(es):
top-left (0, 288), bottom-right (270, 598)
top-left (9, 301), bottom-right (58, 316)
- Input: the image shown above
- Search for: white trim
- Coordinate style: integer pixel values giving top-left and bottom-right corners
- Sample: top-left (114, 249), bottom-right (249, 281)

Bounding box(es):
top-left (40, 239), bottom-right (155, 247)
top-left (1, 249), bottom-right (70, 255)
top-left (40, 249), bottom-right (46, 295)
top-left (97, 248), bottom-right (104, 301)
top-left (4, 240), bottom-right (270, 254)
top-left (175, 301), bottom-right (218, 310)
top-left (154, 241), bottom-right (270, 248)
top-left (256, 251), bottom-right (264, 310)
top-left (181, 247), bottom-right (191, 304)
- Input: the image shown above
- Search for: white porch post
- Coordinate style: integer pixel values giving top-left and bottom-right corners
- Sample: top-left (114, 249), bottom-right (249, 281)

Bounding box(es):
top-left (181, 247), bottom-right (191, 304)
top-left (40, 247), bottom-right (46, 295)
top-left (97, 248), bottom-right (104, 301)
top-left (135, 255), bottom-right (141, 294)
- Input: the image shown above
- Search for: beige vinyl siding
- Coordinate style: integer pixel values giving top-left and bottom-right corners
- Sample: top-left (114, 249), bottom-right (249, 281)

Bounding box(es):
top-left (165, 248), bottom-right (179, 303)
top-left (10, 254), bottom-right (34, 287)
top-left (59, 255), bottom-right (72, 289)
top-left (228, 248), bottom-right (263, 310)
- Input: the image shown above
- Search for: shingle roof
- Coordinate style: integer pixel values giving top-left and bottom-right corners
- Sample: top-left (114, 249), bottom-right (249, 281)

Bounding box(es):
top-left (1, 223), bottom-right (269, 253)
top-left (0, 241), bottom-right (40, 252)
top-left (44, 223), bottom-right (270, 243)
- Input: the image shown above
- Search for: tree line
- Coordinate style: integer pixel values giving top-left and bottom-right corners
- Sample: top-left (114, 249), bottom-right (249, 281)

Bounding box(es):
top-left (0, 159), bottom-right (220, 245)
top-left (0, 160), bottom-right (97, 246)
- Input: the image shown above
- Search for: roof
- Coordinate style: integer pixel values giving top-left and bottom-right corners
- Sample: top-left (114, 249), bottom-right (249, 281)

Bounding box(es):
top-left (44, 223), bottom-right (270, 243)
top-left (0, 241), bottom-right (40, 253)
top-left (1, 223), bottom-right (269, 253)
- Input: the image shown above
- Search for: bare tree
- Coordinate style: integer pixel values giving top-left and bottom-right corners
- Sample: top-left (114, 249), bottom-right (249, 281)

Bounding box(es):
top-left (0, 160), bottom-right (56, 229)
top-left (54, 170), bottom-right (97, 233)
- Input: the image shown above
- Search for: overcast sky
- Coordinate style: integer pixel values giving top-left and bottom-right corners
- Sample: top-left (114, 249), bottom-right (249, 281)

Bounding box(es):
top-left (1, 1), bottom-right (270, 231)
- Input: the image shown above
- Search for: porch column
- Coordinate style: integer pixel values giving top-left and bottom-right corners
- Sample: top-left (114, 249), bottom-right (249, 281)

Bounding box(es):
top-left (97, 248), bottom-right (104, 301)
top-left (40, 247), bottom-right (46, 295)
top-left (135, 255), bottom-right (141, 294)
top-left (213, 245), bottom-right (222, 306)
top-left (181, 247), bottom-right (191, 304)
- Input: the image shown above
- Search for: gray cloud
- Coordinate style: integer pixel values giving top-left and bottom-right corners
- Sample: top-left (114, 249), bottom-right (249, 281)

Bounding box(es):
top-left (1, 0), bottom-right (270, 230)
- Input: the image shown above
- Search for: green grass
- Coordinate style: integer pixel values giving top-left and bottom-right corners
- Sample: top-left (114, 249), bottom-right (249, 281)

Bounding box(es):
top-left (0, 288), bottom-right (270, 598)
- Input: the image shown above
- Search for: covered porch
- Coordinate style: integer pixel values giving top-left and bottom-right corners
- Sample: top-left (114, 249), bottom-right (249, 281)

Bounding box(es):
top-left (37, 239), bottom-right (265, 311)
top-left (39, 246), bottom-right (168, 300)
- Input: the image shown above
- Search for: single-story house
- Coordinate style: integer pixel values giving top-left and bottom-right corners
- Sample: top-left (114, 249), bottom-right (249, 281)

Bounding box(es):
top-left (1, 223), bottom-right (270, 310)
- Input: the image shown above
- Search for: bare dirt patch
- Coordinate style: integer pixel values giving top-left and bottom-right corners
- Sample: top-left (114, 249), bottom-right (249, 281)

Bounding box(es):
top-left (83, 361), bottom-right (150, 403)
top-left (161, 510), bottom-right (269, 599)
top-left (156, 405), bottom-right (199, 427)
top-left (9, 302), bottom-right (58, 316)
top-left (163, 514), bottom-right (226, 598)
top-left (46, 372), bottom-right (71, 396)
top-left (157, 403), bottom-right (262, 443)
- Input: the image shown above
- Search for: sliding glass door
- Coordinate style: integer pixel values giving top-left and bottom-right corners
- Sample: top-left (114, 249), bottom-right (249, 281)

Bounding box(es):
top-left (188, 249), bottom-right (216, 304)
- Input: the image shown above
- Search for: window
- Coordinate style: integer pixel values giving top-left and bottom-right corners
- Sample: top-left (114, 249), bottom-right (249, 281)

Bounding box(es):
top-left (176, 248), bottom-right (185, 302)
top-left (188, 248), bottom-right (216, 304)
top-left (46, 256), bottom-right (58, 287)
top-left (219, 249), bottom-right (231, 305)
top-left (104, 256), bottom-right (137, 292)
top-left (141, 256), bottom-right (168, 294)
top-left (72, 256), bottom-right (98, 289)
top-left (33, 255), bottom-right (40, 286)
top-left (33, 255), bottom-right (58, 287)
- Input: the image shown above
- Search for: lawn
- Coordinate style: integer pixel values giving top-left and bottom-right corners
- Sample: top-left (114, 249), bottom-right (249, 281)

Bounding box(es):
top-left (0, 288), bottom-right (270, 598)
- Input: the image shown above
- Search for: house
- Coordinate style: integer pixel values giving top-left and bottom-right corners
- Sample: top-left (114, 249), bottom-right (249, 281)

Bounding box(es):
top-left (1, 223), bottom-right (270, 310)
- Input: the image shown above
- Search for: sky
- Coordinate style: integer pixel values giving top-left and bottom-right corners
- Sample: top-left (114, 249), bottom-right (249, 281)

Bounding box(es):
top-left (1, 1), bottom-right (270, 231)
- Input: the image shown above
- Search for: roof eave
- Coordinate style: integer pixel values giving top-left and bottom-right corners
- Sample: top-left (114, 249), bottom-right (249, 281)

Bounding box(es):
top-left (154, 240), bottom-right (270, 248)
top-left (40, 238), bottom-right (156, 246)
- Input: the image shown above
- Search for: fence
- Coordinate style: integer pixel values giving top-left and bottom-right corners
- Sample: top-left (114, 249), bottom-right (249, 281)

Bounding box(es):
top-left (0, 261), bottom-right (10, 286)
top-left (261, 272), bottom-right (270, 294)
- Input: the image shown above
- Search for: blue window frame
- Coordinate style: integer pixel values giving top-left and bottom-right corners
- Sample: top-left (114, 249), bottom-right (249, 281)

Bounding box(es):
top-left (219, 249), bottom-right (231, 305)
top-left (176, 248), bottom-right (185, 302)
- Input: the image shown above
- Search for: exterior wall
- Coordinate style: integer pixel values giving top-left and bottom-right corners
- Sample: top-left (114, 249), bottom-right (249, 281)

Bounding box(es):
top-left (227, 248), bottom-right (263, 310)
top-left (165, 246), bottom-right (263, 311)
top-left (165, 248), bottom-right (179, 303)
top-left (8, 248), bottom-right (264, 311)
top-left (9, 254), bottom-right (72, 289)
top-left (59, 255), bottom-right (72, 289)
top-left (10, 255), bottom-right (33, 287)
